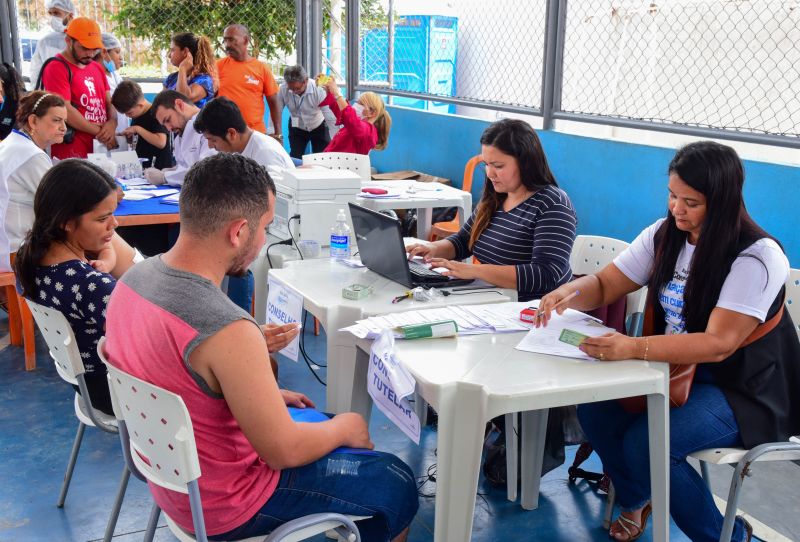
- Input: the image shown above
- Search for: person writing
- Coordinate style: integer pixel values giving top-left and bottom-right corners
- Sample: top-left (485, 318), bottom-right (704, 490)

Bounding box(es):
top-left (164, 33), bottom-right (218, 108)
top-left (103, 153), bottom-right (418, 541)
top-left (320, 77), bottom-right (391, 154)
top-left (0, 92), bottom-right (67, 265)
top-left (536, 141), bottom-right (800, 542)
top-left (407, 118), bottom-right (577, 302)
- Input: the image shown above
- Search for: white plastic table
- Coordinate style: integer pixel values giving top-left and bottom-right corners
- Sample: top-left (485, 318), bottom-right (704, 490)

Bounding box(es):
top-left (267, 258), bottom-right (517, 417)
top-left (353, 332), bottom-right (671, 542)
top-left (357, 180), bottom-right (472, 240)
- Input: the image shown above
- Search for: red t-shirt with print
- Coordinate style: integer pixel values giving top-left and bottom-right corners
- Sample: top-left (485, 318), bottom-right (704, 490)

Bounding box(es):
top-left (42, 54), bottom-right (110, 159)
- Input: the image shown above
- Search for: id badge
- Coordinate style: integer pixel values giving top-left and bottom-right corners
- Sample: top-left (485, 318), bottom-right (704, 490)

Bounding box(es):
top-left (291, 116), bottom-right (301, 128)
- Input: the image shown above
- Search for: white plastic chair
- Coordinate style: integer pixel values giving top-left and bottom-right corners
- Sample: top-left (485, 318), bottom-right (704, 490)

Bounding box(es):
top-left (99, 338), bottom-right (366, 542)
top-left (302, 152), bottom-right (372, 181)
top-left (24, 299), bottom-right (130, 542)
top-left (506, 235), bottom-right (647, 510)
top-left (602, 270), bottom-right (800, 541)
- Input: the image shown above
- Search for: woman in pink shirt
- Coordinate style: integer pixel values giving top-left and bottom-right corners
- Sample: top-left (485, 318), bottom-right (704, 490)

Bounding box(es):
top-left (320, 77), bottom-right (391, 155)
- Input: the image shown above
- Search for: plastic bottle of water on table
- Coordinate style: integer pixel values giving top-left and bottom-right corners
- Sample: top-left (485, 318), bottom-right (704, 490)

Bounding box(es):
top-left (330, 209), bottom-right (351, 260)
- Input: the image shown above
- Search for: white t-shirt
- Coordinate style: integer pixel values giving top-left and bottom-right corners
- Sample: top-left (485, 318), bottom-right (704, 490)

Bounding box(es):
top-left (614, 219), bottom-right (789, 334)
top-left (241, 130), bottom-right (295, 170)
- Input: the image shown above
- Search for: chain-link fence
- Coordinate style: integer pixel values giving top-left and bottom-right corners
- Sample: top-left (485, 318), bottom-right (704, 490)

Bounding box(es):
top-left (350, 0), bottom-right (548, 112)
top-left (15, 0), bottom-right (297, 81)
top-left (560, 0), bottom-right (800, 138)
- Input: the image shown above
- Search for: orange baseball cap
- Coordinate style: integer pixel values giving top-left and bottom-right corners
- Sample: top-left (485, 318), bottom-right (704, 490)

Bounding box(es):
top-left (65, 17), bottom-right (103, 50)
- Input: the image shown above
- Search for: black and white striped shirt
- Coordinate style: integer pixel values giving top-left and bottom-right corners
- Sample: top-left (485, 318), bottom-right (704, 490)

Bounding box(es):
top-left (447, 185), bottom-right (577, 301)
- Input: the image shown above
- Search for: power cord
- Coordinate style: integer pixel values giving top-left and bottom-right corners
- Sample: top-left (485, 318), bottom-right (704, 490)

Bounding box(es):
top-left (266, 237), bottom-right (293, 268)
top-left (288, 214), bottom-right (302, 259)
top-left (299, 310), bottom-right (327, 386)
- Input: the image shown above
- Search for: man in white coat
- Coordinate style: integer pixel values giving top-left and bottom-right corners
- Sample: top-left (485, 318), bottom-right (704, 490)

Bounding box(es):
top-left (146, 90), bottom-right (216, 187)
top-left (193, 96), bottom-right (295, 170)
top-left (30, 0), bottom-right (76, 87)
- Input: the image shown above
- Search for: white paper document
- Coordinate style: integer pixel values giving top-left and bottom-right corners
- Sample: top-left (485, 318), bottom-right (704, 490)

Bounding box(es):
top-left (341, 301), bottom-right (531, 339)
top-left (368, 331), bottom-right (420, 444)
top-left (514, 308), bottom-right (614, 360)
top-left (266, 276), bottom-right (304, 361)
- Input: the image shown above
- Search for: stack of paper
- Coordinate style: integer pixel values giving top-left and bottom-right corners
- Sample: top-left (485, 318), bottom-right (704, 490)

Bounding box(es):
top-left (123, 188), bottom-right (179, 200)
top-left (341, 301), bottom-right (531, 339)
top-left (161, 193), bottom-right (181, 205)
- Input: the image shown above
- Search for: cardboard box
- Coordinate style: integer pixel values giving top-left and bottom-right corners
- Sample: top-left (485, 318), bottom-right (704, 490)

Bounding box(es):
top-left (370, 170), bottom-right (451, 186)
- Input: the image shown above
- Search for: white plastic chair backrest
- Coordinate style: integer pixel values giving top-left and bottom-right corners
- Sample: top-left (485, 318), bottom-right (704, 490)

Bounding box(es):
top-left (787, 268), bottom-right (800, 340)
top-left (302, 152), bottom-right (371, 181)
top-left (100, 342), bottom-right (201, 494)
top-left (25, 298), bottom-right (84, 385)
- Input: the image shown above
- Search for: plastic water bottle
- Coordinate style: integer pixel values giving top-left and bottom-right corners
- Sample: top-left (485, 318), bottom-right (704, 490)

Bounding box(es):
top-left (330, 209), bottom-right (351, 260)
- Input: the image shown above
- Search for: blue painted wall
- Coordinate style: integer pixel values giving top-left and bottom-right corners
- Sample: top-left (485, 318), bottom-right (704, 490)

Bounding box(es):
top-left (370, 106), bottom-right (800, 266)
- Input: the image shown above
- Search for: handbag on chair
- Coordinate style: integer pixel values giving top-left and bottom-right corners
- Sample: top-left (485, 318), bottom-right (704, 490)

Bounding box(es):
top-left (619, 295), bottom-right (785, 414)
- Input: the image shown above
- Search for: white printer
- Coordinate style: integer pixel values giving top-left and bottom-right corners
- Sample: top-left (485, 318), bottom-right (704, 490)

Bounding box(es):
top-left (269, 167), bottom-right (362, 245)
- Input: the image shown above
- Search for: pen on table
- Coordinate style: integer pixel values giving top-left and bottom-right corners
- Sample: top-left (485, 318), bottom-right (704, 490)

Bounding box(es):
top-left (447, 285), bottom-right (497, 292)
top-left (392, 291), bottom-right (413, 304)
top-left (534, 289), bottom-right (581, 322)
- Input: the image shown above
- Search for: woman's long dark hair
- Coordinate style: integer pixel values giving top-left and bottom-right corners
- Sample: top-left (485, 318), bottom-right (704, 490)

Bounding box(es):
top-left (648, 141), bottom-right (776, 333)
top-left (0, 63), bottom-right (24, 106)
top-left (471, 119), bottom-right (557, 248)
top-left (15, 160), bottom-right (117, 297)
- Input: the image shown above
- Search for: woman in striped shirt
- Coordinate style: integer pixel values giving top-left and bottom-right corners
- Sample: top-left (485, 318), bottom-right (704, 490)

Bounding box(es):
top-left (407, 118), bottom-right (577, 302)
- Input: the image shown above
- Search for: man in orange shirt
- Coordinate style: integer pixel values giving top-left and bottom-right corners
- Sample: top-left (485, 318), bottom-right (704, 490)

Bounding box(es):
top-left (216, 24), bottom-right (281, 138)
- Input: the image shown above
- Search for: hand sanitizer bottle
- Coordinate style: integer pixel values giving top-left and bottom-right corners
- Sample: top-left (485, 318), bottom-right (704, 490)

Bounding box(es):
top-left (330, 209), bottom-right (351, 260)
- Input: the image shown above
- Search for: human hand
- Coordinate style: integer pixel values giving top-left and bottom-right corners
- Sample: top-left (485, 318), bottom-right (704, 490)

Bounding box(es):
top-left (280, 389), bottom-right (315, 408)
top-left (269, 133), bottom-right (283, 143)
top-left (119, 126), bottom-right (139, 138)
top-left (332, 412), bottom-right (374, 450)
top-left (534, 288), bottom-right (574, 328)
top-left (144, 167), bottom-right (166, 185)
top-left (427, 257), bottom-right (480, 280)
top-left (115, 185), bottom-right (124, 203)
top-left (322, 76), bottom-right (339, 96)
top-left (96, 123), bottom-right (118, 148)
top-left (262, 322), bottom-right (301, 352)
top-left (179, 50), bottom-right (194, 73)
top-left (579, 332), bottom-right (639, 361)
top-left (405, 243), bottom-right (436, 261)
top-left (88, 258), bottom-right (114, 274)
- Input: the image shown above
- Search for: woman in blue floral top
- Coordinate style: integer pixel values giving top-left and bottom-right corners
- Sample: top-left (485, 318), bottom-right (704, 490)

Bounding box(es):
top-left (15, 159), bottom-right (137, 415)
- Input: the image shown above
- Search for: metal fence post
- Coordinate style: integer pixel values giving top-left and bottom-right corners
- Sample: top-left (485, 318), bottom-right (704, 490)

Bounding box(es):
top-left (295, 0), bottom-right (307, 70)
top-left (310, 0), bottom-right (322, 77)
top-left (345, 0), bottom-right (360, 100)
top-left (542, 0), bottom-right (567, 131)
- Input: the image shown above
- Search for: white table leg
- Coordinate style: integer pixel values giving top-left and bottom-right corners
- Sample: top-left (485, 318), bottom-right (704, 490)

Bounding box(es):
top-left (417, 207), bottom-right (433, 241)
top-left (505, 412), bottom-right (518, 502)
top-left (433, 382), bottom-right (487, 542)
top-left (647, 390), bottom-right (670, 542)
top-left (327, 342), bottom-right (372, 419)
top-left (520, 409), bottom-right (549, 510)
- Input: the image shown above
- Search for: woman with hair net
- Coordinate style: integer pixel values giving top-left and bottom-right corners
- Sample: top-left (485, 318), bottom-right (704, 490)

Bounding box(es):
top-left (29, 0), bottom-right (76, 87)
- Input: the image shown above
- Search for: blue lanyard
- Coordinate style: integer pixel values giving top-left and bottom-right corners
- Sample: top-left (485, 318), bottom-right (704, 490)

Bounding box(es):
top-left (291, 92), bottom-right (307, 116)
top-left (12, 128), bottom-right (32, 141)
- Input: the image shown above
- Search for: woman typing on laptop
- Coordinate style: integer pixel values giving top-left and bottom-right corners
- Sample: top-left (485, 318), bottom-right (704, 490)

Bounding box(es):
top-left (407, 118), bottom-right (577, 303)
top-left (406, 118), bottom-right (578, 486)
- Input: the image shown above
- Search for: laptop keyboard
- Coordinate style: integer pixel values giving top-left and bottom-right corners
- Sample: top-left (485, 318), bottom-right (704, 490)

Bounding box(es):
top-left (408, 260), bottom-right (448, 281)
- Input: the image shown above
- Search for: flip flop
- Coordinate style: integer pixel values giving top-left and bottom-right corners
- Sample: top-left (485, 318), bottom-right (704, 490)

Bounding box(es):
top-left (609, 503), bottom-right (651, 541)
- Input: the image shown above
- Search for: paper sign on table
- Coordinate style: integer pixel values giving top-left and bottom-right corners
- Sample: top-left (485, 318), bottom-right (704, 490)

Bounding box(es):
top-left (266, 275), bottom-right (304, 361)
top-left (368, 331), bottom-right (420, 444)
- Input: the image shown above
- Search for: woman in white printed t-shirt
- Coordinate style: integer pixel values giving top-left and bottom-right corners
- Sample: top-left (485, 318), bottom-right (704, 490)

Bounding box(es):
top-left (536, 141), bottom-right (800, 542)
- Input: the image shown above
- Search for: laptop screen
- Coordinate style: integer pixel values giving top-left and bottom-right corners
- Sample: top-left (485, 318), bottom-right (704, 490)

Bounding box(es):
top-left (348, 203), bottom-right (414, 288)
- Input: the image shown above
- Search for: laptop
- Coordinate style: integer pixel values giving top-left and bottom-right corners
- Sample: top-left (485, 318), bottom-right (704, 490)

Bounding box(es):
top-left (348, 203), bottom-right (474, 288)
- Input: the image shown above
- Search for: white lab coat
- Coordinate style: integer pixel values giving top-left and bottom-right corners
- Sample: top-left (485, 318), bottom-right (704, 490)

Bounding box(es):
top-left (163, 112), bottom-right (216, 187)
top-left (29, 32), bottom-right (67, 87)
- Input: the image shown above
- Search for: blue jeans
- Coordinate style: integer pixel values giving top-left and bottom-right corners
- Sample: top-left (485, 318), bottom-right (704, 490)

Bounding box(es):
top-left (578, 383), bottom-right (749, 542)
top-left (226, 271), bottom-right (254, 313)
top-left (210, 451), bottom-right (419, 541)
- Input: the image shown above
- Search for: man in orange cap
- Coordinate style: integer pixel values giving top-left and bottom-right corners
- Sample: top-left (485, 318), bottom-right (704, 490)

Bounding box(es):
top-left (41, 17), bottom-right (118, 159)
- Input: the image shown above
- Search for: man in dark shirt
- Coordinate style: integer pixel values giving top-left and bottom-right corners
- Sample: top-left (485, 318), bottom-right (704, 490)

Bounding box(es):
top-left (112, 80), bottom-right (174, 169)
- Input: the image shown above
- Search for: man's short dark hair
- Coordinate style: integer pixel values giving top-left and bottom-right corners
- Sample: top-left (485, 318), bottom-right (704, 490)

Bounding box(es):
top-left (152, 89), bottom-right (191, 112)
top-left (180, 153), bottom-right (276, 237)
top-left (111, 80), bottom-right (144, 113)
top-left (193, 96), bottom-right (247, 138)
